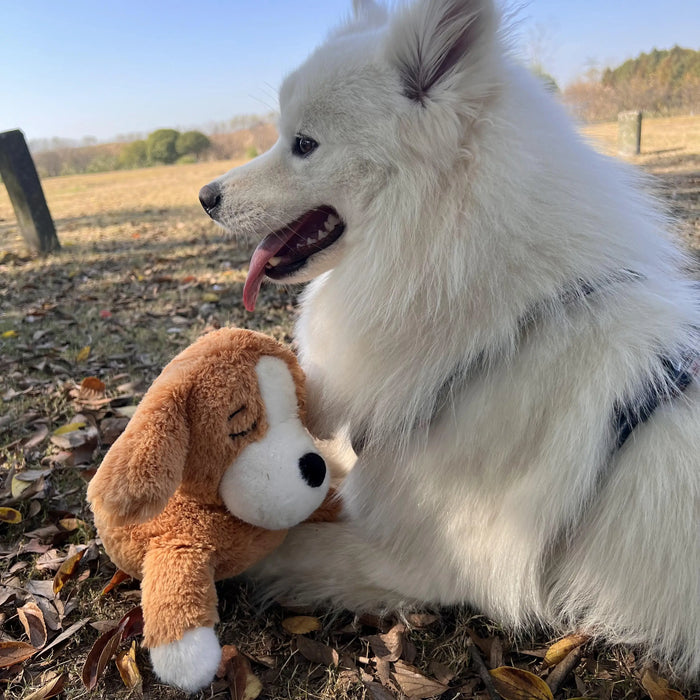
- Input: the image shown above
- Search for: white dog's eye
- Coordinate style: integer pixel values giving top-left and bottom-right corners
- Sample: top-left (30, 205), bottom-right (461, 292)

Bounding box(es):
top-left (293, 135), bottom-right (318, 157)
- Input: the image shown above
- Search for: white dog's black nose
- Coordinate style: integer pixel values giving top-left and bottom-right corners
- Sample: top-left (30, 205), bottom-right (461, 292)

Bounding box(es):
top-left (299, 452), bottom-right (326, 488)
top-left (199, 183), bottom-right (221, 216)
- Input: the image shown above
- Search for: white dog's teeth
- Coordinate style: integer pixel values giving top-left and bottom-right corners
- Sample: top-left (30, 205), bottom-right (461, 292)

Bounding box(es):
top-left (324, 215), bottom-right (339, 231)
top-left (267, 257), bottom-right (281, 267)
top-left (306, 237), bottom-right (315, 245)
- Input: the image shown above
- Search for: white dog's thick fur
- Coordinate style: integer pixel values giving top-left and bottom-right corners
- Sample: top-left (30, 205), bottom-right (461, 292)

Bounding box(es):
top-left (203, 0), bottom-right (699, 677)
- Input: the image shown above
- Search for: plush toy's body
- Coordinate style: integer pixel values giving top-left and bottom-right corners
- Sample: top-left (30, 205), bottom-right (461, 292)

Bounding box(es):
top-left (87, 328), bottom-right (337, 692)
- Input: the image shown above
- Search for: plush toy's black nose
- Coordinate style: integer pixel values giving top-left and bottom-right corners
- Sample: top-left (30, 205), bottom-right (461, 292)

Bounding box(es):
top-left (298, 452), bottom-right (326, 488)
top-left (199, 182), bottom-right (221, 216)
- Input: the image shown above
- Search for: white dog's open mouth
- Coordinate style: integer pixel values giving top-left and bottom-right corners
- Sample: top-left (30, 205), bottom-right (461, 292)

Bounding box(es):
top-left (243, 206), bottom-right (345, 311)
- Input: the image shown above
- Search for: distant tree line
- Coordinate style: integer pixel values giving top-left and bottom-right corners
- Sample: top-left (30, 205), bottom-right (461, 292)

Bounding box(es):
top-left (118, 129), bottom-right (211, 169)
top-left (563, 46), bottom-right (700, 122)
top-left (30, 121), bottom-right (277, 178)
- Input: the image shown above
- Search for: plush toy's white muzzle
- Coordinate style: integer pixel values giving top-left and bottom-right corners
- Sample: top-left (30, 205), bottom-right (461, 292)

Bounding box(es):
top-left (219, 355), bottom-right (329, 530)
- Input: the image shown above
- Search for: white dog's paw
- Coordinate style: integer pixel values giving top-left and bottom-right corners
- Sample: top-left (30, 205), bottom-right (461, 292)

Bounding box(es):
top-left (149, 627), bottom-right (221, 693)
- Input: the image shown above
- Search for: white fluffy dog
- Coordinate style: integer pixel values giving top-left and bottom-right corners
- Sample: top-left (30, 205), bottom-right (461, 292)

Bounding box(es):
top-left (200, 0), bottom-right (699, 677)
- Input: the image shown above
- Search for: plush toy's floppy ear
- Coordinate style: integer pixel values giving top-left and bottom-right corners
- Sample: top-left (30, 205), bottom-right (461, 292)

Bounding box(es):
top-left (87, 371), bottom-right (190, 528)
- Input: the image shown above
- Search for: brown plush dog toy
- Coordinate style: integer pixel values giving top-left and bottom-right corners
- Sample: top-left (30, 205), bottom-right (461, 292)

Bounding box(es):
top-left (87, 328), bottom-right (338, 693)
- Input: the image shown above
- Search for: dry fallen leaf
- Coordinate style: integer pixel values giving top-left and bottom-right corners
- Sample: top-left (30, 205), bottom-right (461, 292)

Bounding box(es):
top-left (366, 623), bottom-right (407, 662)
top-left (295, 635), bottom-right (340, 666)
top-left (81, 607), bottom-right (143, 689)
top-left (282, 615), bottom-right (322, 635)
top-left (38, 618), bottom-right (91, 657)
top-left (364, 681), bottom-right (396, 700)
top-left (101, 568), bottom-right (132, 596)
top-left (404, 613), bottom-right (439, 628)
top-left (0, 640), bottom-right (38, 668)
top-left (391, 661), bottom-right (448, 699)
top-left (53, 548), bottom-right (86, 594)
top-left (428, 660), bottom-right (456, 685)
top-left (17, 601), bottom-right (48, 648)
top-left (80, 376), bottom-right (106, 395)
top-left (218, 645), bottom-right (262, 700)
top-left (22, 672), bottom-right (67, 700)
top-left (115, 641), bottom-right (142, 690)
top-left (490, 666), bottom-right (554, 700)
top-left (76, 345), bottom-right (91, 363)
top-left (0, 507), bottom-right (22, 524)
top-left (542, 634), bottom-right (590, 668)
top-left (641, 668), bottom-right (686, 700)
top-left (52, 421), bottom-right (87, 437)
top-left (11, 472), bottom-right (47, 500)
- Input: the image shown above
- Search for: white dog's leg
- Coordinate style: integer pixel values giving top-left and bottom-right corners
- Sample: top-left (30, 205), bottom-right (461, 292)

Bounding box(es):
top-left (149, 627), bottom-right (221, 693)
top-left (252, 519), bottom-right (427, 611)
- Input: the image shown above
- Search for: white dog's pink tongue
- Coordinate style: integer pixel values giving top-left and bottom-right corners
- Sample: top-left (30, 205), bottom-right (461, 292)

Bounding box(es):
top-left (243, 235), bottom-right (288, 312)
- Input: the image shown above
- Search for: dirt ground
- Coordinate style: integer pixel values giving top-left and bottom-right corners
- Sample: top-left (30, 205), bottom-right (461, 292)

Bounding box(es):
top-left (1, 120), bottom-right (699, 700)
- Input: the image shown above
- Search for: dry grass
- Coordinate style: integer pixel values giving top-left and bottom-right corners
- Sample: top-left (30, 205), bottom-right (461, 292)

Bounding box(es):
top-left (581, 114), bottom-right (700, 170)
top-left (1, 124), bottom-right (699, 700)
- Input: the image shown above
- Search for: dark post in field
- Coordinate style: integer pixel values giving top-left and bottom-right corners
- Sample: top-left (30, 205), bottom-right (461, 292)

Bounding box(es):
top-left (617, 111), bottom-right (642, 156)
top-left (0, 129), bottom-right (60, 254)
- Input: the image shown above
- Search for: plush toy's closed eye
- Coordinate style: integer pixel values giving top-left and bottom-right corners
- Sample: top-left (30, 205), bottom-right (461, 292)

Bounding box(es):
top-left (219, 355), bottom-right (329, 530)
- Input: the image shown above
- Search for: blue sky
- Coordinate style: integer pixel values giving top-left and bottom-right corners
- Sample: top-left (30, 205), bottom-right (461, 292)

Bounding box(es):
top-left (1, 0), bottom-right (698, 142)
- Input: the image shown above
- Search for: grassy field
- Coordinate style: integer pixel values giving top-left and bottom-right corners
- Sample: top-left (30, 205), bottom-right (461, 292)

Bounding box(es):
top-left (0, 120), bottom-right (699, 700)
top-left (582, 114), bottom-right (700, 168)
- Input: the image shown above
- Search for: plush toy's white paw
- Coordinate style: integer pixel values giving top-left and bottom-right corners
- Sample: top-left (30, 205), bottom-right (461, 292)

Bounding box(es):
top-left (149, 627), bottom-right (222, 693)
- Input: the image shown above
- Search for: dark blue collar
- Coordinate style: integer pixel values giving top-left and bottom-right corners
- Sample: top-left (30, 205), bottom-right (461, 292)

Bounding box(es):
top-left (614, 354), bottom-right (698, 450)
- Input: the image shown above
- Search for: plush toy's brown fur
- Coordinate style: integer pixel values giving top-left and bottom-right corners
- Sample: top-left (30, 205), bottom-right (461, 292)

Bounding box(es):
top-left (87, 328), bottom-right (338, 650)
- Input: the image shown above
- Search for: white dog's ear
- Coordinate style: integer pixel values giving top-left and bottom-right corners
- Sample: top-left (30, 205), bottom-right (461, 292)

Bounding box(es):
top-left (352, 0), bottom-right (387, 24)
top-left (386, 0), bottom-right (497, 104)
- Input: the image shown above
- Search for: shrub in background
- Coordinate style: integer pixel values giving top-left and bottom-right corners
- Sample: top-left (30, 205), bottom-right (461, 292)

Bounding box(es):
top-left (176, 130), bottom-right (211, 160)
top-left (146, 129), bottom-right (180, 164)
top-left (118, 140), bottom-right (148, 169)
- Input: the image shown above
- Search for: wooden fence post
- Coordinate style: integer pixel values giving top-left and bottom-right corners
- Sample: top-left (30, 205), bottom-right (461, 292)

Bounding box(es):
top-left (0, 129), bottom-right (60, 254)
top-left (617, 111), bottom-right (642, 156)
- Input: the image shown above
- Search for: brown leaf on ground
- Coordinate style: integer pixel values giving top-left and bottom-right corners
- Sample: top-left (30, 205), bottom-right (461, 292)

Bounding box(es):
top-left (32, 597), bottom-right (62, 632)
top-left (24, 579), bottom-right (56, 599)
top-left (81, 607), bottom-right (143, 689)
top-left (17, 601), bottom-right (48, 648)
top-left (364, 681), bottom-right (396, 700)
top-left (115, 641), bottom-right (142, 691)
top-left (23, 426), bottom-right (50, 452)
top-left (428, 660), bottom-right (456, 685)
top-left (52, 548), bottom-right (86, 594)
top-left (542, 634), bottom-right (590, 668)
top-left (295, 635), bottom-right (340, 666)
top-left (10, 471), bottom-right (48, 501)
top-left (467, 627), bottom-right (503, 667)
top-left (50, 424), bottom-right (99, 451)
top-left (38, 618), bottom-right (90, 657)
top-left (0, 640), bottom-right (37, 668)
top-left (391, 661), bottom-right (448, 699)
top-left (80, 376), bottom-right (106, 395)
top-left (34, 548), bottom-right (64, 573)
top-left (101, 568), bottom-right (132, 596)
top-left (640, 668), bottom-right (686, 700)
top-left (374, 656), bottom-right (392, 688)
top-left (490, 666), bottom-right (554, 700)
top-left (404, 613), bottom-right (439, 628)
top-left (366, 622), bottom-right (407, 662)
top-left (100, 416), bottom-right (130, 444)
top-left (22, 672), bottom-right (67, 700)
top-left (282, 615), bottom-right (322, 635)
top-left (217, 645), bottom-right (262, 700)
top-left (0, 507), bottom-right (22, 524)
